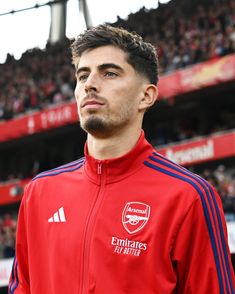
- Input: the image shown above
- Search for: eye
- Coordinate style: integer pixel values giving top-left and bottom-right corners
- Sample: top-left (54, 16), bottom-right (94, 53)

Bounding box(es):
top-left (78, 74), bottom-right (89, 82)
top-left (104, 71), bottom-right (118, 78)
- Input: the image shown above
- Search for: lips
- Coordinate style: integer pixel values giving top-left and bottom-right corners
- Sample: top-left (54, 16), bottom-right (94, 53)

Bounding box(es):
top-left (82, 100), bottom-right (105, 108)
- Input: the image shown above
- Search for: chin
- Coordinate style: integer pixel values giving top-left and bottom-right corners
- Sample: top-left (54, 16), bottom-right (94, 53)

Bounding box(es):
top-left (81, 116), bottom-right (118, 138)
top-left (82, 116), bottom-right (107, 133)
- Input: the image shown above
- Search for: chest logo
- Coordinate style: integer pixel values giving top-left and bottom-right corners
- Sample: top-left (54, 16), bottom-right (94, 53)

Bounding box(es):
top-left (122, 202), bottom-right (150, 234)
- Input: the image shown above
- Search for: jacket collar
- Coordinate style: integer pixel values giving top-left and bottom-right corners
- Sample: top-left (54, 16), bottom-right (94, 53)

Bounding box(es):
top-left (83, 131), bottom-right (153, 184)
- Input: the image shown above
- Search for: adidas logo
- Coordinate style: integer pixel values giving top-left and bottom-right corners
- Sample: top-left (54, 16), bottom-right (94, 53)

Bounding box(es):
top-left (48, 207), bottom-right (66, 223)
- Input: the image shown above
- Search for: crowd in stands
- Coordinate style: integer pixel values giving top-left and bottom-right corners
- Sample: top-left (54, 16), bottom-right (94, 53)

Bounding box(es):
top-left (113, 0), bottom-right (235, 73)
top-left (202, 165), bottom-right (235, 198)
top-left (0, 0), bottom-right (235, 121)
top-left (202, 165), bottom-right (235, 220)
top-left (0, 40), bottom-right (75, 121)
top-left (0, 213), bottom-right (16, 259)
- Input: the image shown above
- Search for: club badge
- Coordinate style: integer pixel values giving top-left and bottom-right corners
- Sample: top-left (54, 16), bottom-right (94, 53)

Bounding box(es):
top-left (122, 202), bottom-right (150, 234)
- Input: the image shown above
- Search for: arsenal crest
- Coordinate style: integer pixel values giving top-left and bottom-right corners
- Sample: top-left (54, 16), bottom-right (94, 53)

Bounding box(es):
top-left (122, 202), bottom-right (150, 234)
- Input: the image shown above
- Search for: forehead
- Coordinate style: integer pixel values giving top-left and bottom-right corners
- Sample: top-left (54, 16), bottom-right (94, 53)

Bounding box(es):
top-left (77, 45), bottom-right (130, 69)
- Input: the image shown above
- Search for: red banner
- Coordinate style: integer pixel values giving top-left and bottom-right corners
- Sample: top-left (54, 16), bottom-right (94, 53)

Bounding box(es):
top-left (0, 101), bottom-right (78, 142)
top-left (158, 53), bottom-right (235, 98)
top-left (156, 130), bottom-right (235, 166)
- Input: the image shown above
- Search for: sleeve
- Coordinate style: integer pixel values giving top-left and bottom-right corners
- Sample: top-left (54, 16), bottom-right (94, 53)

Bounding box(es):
top-left (172, 186), bottom-right (235, 294)
top-left (8, 186), bottom-right (30, 294)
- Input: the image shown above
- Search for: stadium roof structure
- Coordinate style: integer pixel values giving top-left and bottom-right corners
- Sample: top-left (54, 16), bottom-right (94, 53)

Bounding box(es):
top-left (0, 0), bottom-right (175, 63)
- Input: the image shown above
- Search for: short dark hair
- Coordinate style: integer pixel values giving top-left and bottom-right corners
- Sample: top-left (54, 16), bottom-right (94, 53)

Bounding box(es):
top-left (71, 24), bottom-right (159, 85)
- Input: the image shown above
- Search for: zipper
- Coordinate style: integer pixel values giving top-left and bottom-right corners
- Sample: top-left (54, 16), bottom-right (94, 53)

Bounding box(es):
top-left (80, 162), bottom-right (104, 293)
top-left (97, 162), bottom-right (102, 175)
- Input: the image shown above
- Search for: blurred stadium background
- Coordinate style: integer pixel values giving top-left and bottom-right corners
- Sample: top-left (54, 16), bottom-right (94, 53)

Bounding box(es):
top-left (1, 0), bottom-right (235, 291)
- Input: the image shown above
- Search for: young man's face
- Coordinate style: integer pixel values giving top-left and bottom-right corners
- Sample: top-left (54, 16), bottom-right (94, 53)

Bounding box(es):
top-left (74, 45), bottom-right (149, 138)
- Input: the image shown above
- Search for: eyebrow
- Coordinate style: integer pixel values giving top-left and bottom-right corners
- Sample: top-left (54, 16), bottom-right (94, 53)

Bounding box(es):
top-left (76, 63), bottom-right (124, 76)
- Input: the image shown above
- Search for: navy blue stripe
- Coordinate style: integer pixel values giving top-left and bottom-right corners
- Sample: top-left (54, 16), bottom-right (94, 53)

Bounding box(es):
top-left (32, 161), bottom-right (85, 181)
top-left (9, 257), bottom-right (16, 293)
top-left (34, 157), bottom-right (85, 177)
top-left (32, 158), bottom-right (84, 179)
top-left (207, 183), bottom-right (235, 294)
top-left (149, 155), bottom-right (230, 293)
top-left (47, 157), bottom-right (85, 171)
top-left (144, 160), bottom-right (225, 294)
top-left (10, 262), bottom-right (19, 294)
top-left (152, 152), bottom-right (234, 293)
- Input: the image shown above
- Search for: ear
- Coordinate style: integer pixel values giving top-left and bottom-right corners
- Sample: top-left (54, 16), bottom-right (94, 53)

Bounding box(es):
top-left (138, 84), bottom-right (158, 111)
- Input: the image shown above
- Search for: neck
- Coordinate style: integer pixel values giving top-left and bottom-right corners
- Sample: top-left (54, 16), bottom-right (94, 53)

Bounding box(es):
top-left (87, 126), bottom-right (142, 160)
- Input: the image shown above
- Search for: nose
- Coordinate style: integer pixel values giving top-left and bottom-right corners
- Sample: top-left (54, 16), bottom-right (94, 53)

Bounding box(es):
top-left (84, 73), bottom-right (99, 93)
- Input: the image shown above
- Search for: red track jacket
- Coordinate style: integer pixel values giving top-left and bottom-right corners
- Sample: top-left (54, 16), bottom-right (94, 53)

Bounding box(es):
top-left (9, 132), bottom-right (235, 293)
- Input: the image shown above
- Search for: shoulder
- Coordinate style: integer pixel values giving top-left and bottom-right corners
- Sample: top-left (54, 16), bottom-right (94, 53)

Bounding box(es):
top-left (22, 157), bottom-right (85, 201)
top-left (143, 151), bottom-right (217, 202)
top-left (31, 157), bottom-right (85, 182)
top-left (19, 157), bottom-right (86, 208)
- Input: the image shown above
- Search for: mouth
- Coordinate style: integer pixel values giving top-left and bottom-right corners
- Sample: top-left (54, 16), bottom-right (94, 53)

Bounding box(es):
top-left (82, 100), bottom-right (105, 109)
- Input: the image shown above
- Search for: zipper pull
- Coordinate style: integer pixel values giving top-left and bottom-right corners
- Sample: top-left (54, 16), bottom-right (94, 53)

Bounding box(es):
top-left (97, 162), bottom-right (102, 175)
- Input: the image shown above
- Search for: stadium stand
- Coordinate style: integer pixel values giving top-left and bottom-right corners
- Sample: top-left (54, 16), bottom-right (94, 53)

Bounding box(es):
top-left (0, 213), bottom-right (16, 259)
top-left (0, 0), bottom-right (235, 290)
top-left (0, 40), bottom-right (75, 121)
top-left (112, 0), bottom-right (235, 73)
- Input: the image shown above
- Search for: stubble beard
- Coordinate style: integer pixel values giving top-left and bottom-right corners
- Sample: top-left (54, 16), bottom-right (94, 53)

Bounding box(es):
top-left (82, 116), bottom-right (107, 133)
top-left (79, 99), bottom-right (135, 138)
top-left (80, 110), bottom-right (130, 138)
top-left (80, 112), bottom-right (116, 138)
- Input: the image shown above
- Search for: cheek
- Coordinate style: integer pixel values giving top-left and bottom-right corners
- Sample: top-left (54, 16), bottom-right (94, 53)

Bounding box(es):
top-left (74, 84), bottom-right (83, 103)
top-left (74, 86), bottom-right (84, 117)
top-left (111, 92), bottom-right (136, 118)
top-left (116, 87), bottom-right (139, 109)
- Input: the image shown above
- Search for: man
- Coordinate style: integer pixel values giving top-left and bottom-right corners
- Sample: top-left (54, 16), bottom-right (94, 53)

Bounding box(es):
top-left (9, 25), bottom-right (235, 293)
